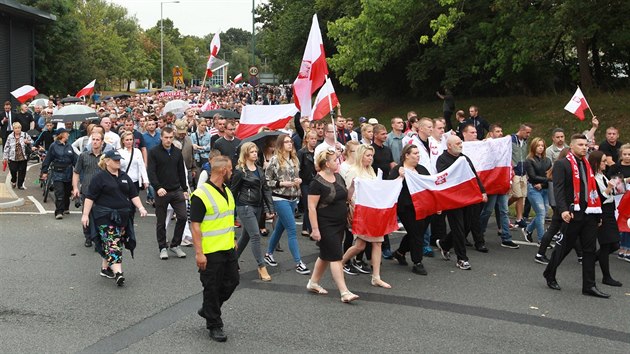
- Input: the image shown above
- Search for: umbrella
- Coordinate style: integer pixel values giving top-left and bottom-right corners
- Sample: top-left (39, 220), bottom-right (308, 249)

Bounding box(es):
top-left (100, 95), bottom-right (113, 101)
top-left (28, 98), bottom-right (49, 108)
top-left (114, 93), bottom-right (131, 99)
top-left (60, 97), bottom-right (82, 104)
top-left (34, 93), bottom-right (49, 99)
top-left (238, 130), bottom-right (282, 149)
top-left (190, 86), bottom-right (202, 93)
top-left (163, 99), bottom-right (190, 115)
top-left (136, 88), bottom-right (150, 94)
top-left (209, 87), bottom-right (224, 93)
top-left (51, 105), bottom-right (98, 123)
top-left (200, 109), bottom-right (240, 119)
top-left (162, 85), bottom-right (175, 92)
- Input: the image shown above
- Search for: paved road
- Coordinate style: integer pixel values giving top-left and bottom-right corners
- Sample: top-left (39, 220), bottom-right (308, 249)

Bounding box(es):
top-left (1, 163), bottom-right (629, 353)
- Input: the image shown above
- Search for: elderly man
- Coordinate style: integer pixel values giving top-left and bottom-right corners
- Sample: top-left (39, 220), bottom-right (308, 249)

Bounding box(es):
top-left (99, 116), bottom-right (121, 149)
top-left (435, 135), bottom-right (487, 270)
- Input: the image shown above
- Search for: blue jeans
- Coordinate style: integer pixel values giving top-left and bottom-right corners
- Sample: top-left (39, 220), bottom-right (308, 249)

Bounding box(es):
top-left (147, 185), bottom-right (155, 200)
top-left (526, 185), bottom-right (548, 242)
top-left (480, 194), bottom-right (512, 241)
top-left (266, 199), bottom-right (302, 263)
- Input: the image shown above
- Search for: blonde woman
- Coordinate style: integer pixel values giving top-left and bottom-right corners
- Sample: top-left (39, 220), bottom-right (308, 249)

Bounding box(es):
top-left (342, 144), bottom-right (391, 288)
top-left (264, 134), bottom-right (310, 275)
top-left (307, 149), bottom-right (359, 303)
top-left (339, 140), bottom-right (359, 181)
top-left (118, 131), bottom-right (149, 191)
top-left (231, 142), bottom-right (275, 281)
top-left (82, 150), bottom-right (147, 286)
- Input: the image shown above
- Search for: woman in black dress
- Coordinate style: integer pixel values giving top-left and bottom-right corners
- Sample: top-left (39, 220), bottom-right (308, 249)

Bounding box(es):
top-left (589, 151), bottom-right (622, 286)
top-left (306, 149), bottom-right (359, 303)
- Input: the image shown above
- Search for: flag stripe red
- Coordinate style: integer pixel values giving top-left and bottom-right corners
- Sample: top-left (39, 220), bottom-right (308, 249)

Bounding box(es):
top-left (617, 192), bottom-right (630, 232)
top-left (411, 178), bottom-right (483, 220)
top-left (477, 166), bottom-right (511, 195)
top-left (352, 204), bottom-right (399, 237)
top-left (235, 116), bottom-right (292, 140)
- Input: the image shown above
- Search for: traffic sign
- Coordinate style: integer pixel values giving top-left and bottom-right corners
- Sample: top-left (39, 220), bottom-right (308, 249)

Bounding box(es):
top-left (249, 66), bottom-right (259, 76)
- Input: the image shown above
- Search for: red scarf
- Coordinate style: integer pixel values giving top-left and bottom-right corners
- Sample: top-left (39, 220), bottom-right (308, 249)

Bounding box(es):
top-left (566, 152), bottom-right (601, 214)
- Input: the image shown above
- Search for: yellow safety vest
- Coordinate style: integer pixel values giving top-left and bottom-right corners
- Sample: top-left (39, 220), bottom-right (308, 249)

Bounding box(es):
top-left (192, 183), bottom-right (235, 254)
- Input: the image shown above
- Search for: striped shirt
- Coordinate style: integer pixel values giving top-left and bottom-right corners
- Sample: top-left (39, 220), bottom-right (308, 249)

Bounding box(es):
top-left (74, 150), bottom-right (104, 194)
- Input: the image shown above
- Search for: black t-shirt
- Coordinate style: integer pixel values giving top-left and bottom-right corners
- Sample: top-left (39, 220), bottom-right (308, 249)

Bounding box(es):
top-left (308, 174), bottom-right (348, 221)
top-left (598, 140), bottom-right (623, 164)
top-left (86, 170), bottom-right (138, 209)
top-left (190, 182), bottom-right (230, 222)
top-left (388, 164), bottom-right (430, 207)
top-left (608, 163), bottom-right (630, 179)
top-left (371, 142), bottom-right (394, 177)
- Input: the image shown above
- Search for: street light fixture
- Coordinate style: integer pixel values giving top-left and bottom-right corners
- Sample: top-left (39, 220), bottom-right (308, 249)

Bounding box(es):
top-left (161, 0), bottom-right (180, 88)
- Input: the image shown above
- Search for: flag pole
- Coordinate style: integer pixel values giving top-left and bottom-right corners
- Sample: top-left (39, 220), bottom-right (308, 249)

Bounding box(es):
top-left (578, 85), bottom-right (596, 118)
top-left (198, 70), bottom-right (208, 104)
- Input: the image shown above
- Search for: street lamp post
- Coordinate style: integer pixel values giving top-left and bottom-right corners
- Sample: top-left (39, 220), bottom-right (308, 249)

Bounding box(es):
top-left (161, 0), bottom-right (180, 88)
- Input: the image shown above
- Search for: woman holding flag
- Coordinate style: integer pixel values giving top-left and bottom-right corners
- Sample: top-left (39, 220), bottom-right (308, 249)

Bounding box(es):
top-left (341, 144), bottom-right (391, 288)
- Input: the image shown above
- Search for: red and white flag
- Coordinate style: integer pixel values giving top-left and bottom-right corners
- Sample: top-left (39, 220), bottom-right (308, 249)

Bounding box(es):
top-left (75, 79), bottom-right (96, 98)
top-left (406, 157), bottom-right (484, 220)
top-left (462, 136), bottom-right (512, 195)
top-left (206, 32), bottom-right (221, 77)
top-left (310, 78), bottom-right (338, 121)
top-left (10, 85), bottom-right (38, 103)
top-left (617, 191), bottom-right (630, 232)
top-left (233, 73), bottom-right (243, 83)
top-left (564, 86), bottom-right (590, 121)
top-left (352, 178), bottom-right (403, 237)
top-left (292, 14), bottom-right (329, 117)
top-left (235, 104), bottom-right (298, 139)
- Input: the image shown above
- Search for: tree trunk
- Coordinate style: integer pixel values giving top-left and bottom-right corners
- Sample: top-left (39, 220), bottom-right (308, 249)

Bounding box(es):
top-left (576, 37), bottom-right (593, 90)
top-left (127, 79), bottom-right (132, 92)
top-left (591, 36), bottom-right (602, 88)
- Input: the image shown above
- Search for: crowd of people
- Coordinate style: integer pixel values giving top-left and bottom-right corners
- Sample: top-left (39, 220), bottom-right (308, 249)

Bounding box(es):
top-left (1, 84), bottom-right (629, 342)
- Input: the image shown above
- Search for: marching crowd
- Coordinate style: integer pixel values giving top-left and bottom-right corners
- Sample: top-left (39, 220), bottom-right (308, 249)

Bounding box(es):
top-left (2, 84), bottom-right (629, 341)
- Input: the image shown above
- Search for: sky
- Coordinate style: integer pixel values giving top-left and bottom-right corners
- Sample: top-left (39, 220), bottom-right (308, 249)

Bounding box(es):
top-left (108, 0), bottom-right (260, 37)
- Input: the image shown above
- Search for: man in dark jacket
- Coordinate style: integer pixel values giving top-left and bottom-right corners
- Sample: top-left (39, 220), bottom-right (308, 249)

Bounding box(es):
top-left (41, 129), bottom-right (78, 219)
top-left (148, 127), bottom-right (189, 260)
top-left (297, 130), bottom-right (318, 236)
top-left (435, 135), bottom-right (487, 270)
top-left (543, 134), bottom-right (609, 298)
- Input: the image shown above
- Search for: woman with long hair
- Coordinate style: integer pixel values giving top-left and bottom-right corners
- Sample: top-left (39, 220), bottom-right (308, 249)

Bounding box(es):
top-left (306, 149), bottom-right (359, 302)
top-left (341, 144), bottom-right (391, 288)
top-left (264, 134), bottom-right (310, 275)
top-left (588, 151), bottom-right (622, 286)
top-left (81, 150), bottom-right (147, 286)
top-left (191, 118), bottom-right (212, 168)
top-left (231, 142), bottom-right (275, 281)
top-left (390, 144), bottom-right (432, 275)
top-left (523, 137), bottom-right (552, 243)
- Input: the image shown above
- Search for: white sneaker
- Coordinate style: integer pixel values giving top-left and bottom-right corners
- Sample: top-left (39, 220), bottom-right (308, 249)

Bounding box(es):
top-left (170, 246), bottom-right (187, 258)
top-left (159, 248), bottom-right (169, 260)
top-left (180, 239), bottom-right (193, 247)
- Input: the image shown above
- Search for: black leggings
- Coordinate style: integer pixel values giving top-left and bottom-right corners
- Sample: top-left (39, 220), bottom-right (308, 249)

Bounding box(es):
top-left (597, 242), bottom-right (620, 280)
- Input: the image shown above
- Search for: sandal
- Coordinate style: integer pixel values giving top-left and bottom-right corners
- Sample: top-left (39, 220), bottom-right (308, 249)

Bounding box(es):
top-left (371, 276), bottom-right (392, 289)
top-left (340, 291), bottom-right (359, 303)
top-left (306, 280), bottom-right (328, 295)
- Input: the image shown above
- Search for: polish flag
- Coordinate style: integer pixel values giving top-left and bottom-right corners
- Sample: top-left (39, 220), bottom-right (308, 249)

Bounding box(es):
top-left (235, 104), bottom-right (298, 139)
top-left (200, 100), bottom-right (213, 112)
top-left (206, 33), bottom-right (221, 77)
top-left (462, 136), bottom-right (512, 195)
top-left (352, 177), bottom-right (403, 237)
top-left (75, 79), bottom-right (96, 98)
top-left (233, 73), bottom-right (243, 83)
top-left (310, 78), bottom-right (338, 121)
top-left (564, 86), bottom-right (590, 121)
top-left (406, 157), bottom-right (484, 220)
top-left (293, 14), bottom-right (329, 117)
top-left (617, 191), bottom-right (630, 232)
top-left (10, 85), bottom-right (38, 103)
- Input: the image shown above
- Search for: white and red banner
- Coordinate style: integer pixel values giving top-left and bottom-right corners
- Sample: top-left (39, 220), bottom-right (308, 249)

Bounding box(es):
top-left (617, 191), bottom-right (630, 232)
top-left (158, 91), bottom-right (183, 98)
top-left (462, 136), bottom-right (512, 195)
top-left (406, 157), bottom-right (483, 220)
top-left (75, 79), bottom-right (96, 98)
top-left (233, 73), bottom-right (243, 83)
top-left (293, 14), bottom-right (328, 117)
top-left (353, 177), bottom-right (403, 237)
top-left (311, 78), bottom-right (338, 121)
top-left (235, 104), bottom-right (298, 139)
top-left (564, 86), bottom-right (590, 121)
top-left (206, 33), bottom-right (221, 77)
top-left (11, 85), bottom-right (38, 103)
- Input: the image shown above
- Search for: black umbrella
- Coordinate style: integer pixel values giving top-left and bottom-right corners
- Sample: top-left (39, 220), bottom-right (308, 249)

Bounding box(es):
top-left (113, 93), bottom-right (131, 99)
top-left (209, 87), bottom-right (225, 93)
top-left (238, 130), bottom-right (283, 149)
top-left (190, 86), bottom-right (202, 93)
top-left (100, 95), bottom-right (113, 101)
top-left (60, 97), bottom-right (82, 104)
top-left (200, 109), bottom-right (240, 119)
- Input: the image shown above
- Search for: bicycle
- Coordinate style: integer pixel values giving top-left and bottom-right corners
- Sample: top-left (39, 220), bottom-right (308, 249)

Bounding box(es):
top-left (41, 162), bottom-right (54, 203)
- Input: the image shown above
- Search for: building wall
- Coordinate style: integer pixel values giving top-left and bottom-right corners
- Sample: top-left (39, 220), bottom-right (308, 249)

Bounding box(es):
top-left (0, 11), bottom-right (34, 105)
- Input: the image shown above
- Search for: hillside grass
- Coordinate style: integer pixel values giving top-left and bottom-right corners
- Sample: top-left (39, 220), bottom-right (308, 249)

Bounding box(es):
top-left (338, 90), bottom-right (630, 143)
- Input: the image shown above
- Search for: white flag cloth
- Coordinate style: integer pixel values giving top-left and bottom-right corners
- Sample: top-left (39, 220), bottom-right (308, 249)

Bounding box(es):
top-left (462, 136), bottom-right (512, 195)
top-left (75, 79), bottom-right (96, 98)
top-left (564, 86), bottom-right (590, 121)
top-left (10, 85), bottom-right (38, 103)
top-left (311, 78), bottom-right (339, 121)
top-left (235, 104), bottom-right (298, 139)
top-left (353, 177), bottom-right (403, 237)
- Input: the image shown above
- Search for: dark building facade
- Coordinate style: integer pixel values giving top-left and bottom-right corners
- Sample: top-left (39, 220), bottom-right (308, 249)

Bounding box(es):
top-left (0, 0), bottom-right (55, 104)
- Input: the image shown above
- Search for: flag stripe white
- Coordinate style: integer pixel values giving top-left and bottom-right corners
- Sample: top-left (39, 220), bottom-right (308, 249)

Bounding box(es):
top-left (235, 104), bottom-right (298, 139)
top-left (405, 158), bottom-right (476, 192)
top-left (355, 178), bottom-right (402, 209)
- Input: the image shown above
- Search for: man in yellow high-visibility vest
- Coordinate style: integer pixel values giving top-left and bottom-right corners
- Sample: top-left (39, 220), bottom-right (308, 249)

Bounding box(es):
top-left (190, 155), bottom-right (239, 342)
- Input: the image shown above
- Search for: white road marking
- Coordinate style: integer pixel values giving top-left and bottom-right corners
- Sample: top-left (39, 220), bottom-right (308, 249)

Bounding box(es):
top-left (27, 195), bottom-right (46, 214)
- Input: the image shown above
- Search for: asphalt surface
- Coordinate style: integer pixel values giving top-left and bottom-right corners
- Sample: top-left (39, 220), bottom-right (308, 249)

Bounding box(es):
top-left (1, 163), bottom-right (629, 353)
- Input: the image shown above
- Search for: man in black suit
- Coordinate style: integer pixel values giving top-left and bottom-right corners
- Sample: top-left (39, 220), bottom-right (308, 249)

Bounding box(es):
top-left (543, 134), bottom-right (610, 298)
top-left (0, 101), bottom-right (15, 148)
